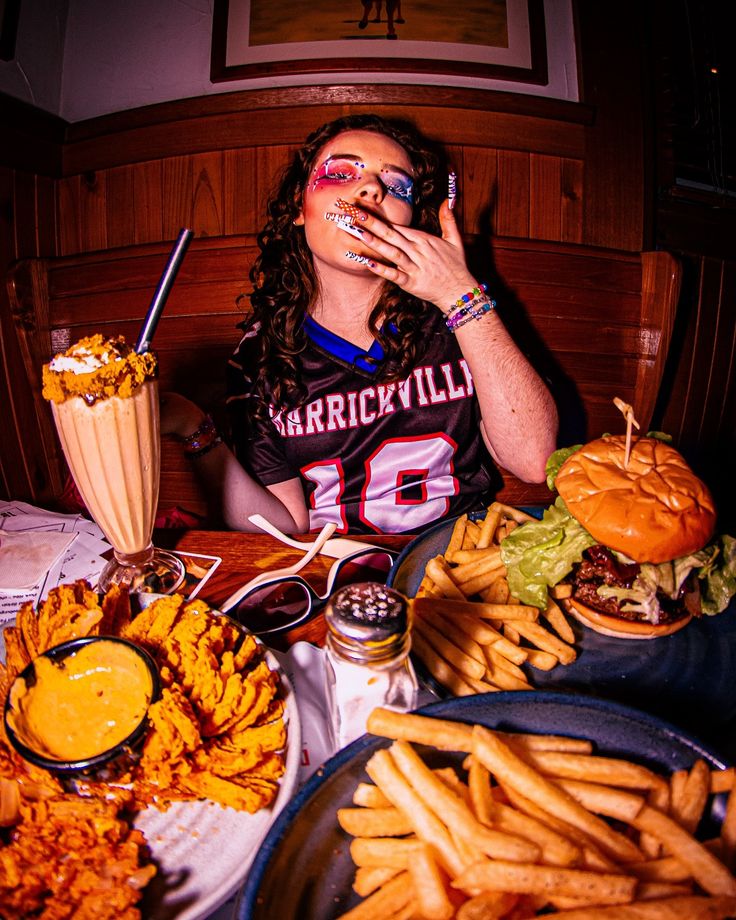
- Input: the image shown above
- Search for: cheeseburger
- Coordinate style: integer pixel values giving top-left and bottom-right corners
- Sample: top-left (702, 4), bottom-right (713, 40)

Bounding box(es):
top-left (501, 433), bottom-right (735, 639)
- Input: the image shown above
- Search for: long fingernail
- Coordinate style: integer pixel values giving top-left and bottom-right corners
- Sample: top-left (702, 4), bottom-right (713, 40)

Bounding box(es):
top-left (336, 199), bottom-right (368, 221)
top-left (448, 171), bottom-right (457, 210)
top-left (325, 212), bottom-right (366, 240)
top-left (345, 251), bottom-right (375, 266)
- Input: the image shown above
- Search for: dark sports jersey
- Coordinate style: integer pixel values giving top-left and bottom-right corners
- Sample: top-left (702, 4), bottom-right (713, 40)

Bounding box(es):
top-left (226, 311), bottom-right (493, 534)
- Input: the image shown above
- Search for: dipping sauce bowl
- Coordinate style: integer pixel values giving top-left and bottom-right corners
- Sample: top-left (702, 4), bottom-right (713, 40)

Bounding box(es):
top-left (4, 636), bottom-right (159, 775)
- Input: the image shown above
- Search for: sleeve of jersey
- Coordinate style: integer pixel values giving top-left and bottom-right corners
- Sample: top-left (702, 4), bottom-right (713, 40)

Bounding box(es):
top-left (225, 338), bottom-right (299, 487)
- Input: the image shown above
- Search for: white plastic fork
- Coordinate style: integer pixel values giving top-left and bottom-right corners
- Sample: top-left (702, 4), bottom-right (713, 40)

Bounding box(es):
top-left (221, 519), bottom-right (337, 614)
top-left (248, 513), bottom-right (384, 560)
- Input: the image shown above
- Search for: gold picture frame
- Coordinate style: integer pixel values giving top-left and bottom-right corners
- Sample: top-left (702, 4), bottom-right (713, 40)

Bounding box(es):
top-left (211, 0), bottom-right (548, 86)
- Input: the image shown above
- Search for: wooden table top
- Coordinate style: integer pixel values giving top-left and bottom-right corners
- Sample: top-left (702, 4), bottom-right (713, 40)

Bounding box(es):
top-left (168, 529), bottom-right (411, 650)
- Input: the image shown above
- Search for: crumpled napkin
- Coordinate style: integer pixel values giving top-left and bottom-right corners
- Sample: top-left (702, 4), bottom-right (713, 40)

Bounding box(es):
top-left (0, 530), bottom-right (76, 589)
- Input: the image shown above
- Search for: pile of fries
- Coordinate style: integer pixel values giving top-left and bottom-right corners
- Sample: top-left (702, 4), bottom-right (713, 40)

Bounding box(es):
top-left (334, 707), bottom-right (736, 919)
top-left (412, 503), bottom-right (576, 696)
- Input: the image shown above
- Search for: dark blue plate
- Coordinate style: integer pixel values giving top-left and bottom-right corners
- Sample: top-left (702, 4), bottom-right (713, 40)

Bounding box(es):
top-left (238, 692), bottom-right (730, 920)
top-left (386, 513), bottom-right (736, 755)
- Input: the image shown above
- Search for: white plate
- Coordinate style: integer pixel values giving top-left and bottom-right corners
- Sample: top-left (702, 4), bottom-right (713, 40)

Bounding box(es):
top-left (136, 649), bottom-right (301, 920)
top-left (1, 595), bottom-right (302, 920)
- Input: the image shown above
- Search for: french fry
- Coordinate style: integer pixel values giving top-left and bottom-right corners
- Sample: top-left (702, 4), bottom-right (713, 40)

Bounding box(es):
top-left (633, 805), bottom-right (736, 896)
top-left (525, 648), bottom-right (559, 670)
top-left (485, 644), bottom-right (530, 680)
top-left (531, 895), bottom-right (736, 918)
top-left (472, 725), bottom-right (643, 863)
top-left (484, 649), bottom-right (532, 691)
top-left (721, 773), bottom-right (736, 870)
top-left (543, 597), bottom-right (576, 643)
top-left (554, 778), bottom-right (646, 823)
top-left (338, 870), bottom-right (413, 919)
top-left (414, 616), bottom-right (486, 681)
top-left (491, 502), bottom-right (537, 523)
top-left (676, 759), bottom-right (712, 834)
top-left (446, 546), bottom-right (502, 566)
top-left (455, 891), bottom-right (520, 920)
top-left (367, 708), bottom-right (474, 751)
top-left (426, 556), bottom-right (466, 599)
top-left (353, 783), bottom-right (391, 808)
top-left (353, 865), bottom-right (402, 897)
top-left (350, 837), bottom-right (423, 868)
top-left (490, 801), bottom-right (583, 867)
top-left (456, 565), bottom-right (507, 599)
top-left (476, 506), bottom-right (502, 549)
top-left (474, 602), bottom-right (540, 621)
top-left (418, 609), bottom-right (486, 665)
top-left (446, 514), bottom-right (468, 557)
top-left (506, 618), bottom-right (577, 665)
top-left (365, 748), bottom-right (467, 877)
top-left (467, 756), bottom-right (495, 825)
top-left (408, 843), bottom-right (454, 920)
top-left (516, 751), bottom-right (670, 795)
top-left (411, 629), bottom-right (478, 696)
top-left (338, 807), bottom-right (414, 837)
top-left (479, 579), bottom-right (510, 604)
top-left (345, 710), bottom-right (736, 918)
top-left (390, 740), bottom-right (541, 863)
top-left (452, 859), bottom-right (637, 905)
top-left (711, 768), bottom-right (736, 794)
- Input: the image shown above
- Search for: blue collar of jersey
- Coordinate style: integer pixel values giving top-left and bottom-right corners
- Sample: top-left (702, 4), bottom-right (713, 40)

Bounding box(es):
top-left (303, 314), bottom-right (393, 374)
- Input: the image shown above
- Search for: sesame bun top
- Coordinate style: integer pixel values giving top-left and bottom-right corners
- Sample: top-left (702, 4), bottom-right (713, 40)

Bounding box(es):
top-left (555, 435), bottom-right (716, 563)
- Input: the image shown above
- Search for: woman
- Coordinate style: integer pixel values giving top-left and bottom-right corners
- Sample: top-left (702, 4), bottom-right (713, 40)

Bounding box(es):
top-left (166, 114), bottom-right (557, 534)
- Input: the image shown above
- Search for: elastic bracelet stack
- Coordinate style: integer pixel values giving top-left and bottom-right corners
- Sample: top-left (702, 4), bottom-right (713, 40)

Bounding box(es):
top-left (182, 414), bottom-right (223, 459)
top-left (444, 282), bottom-right (496, 333)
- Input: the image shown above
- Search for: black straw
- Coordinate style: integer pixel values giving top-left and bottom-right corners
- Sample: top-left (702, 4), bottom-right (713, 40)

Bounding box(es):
top-left (135, 228), bottom-right (194, 353)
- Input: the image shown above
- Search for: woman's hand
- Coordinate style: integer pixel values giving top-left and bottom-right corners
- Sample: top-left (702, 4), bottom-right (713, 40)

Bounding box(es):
top-left (159, 391), bottom-right (207, 439)
top-left (338, 200), bottom-right (478, 310)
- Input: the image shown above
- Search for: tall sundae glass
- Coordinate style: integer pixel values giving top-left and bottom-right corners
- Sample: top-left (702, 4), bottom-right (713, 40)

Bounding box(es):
top-left (42, 334), bottom-right (185, 593)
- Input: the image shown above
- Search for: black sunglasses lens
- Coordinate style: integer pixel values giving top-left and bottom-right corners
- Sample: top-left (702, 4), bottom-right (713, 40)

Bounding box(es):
top-left (333, 552), bottom-right (394, 590)
top-left (233, 581), bottom-right (310, 634)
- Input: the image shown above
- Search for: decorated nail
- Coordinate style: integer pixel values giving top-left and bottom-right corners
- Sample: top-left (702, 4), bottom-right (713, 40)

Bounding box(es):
top-left (325, 212), bottom-right (365, 240)
top-left (336, 198), bottom-right (368, 221)
top-left (448, 171), bottom-right (457, 210)
top-left (345, 251), bottom-right (375, 266)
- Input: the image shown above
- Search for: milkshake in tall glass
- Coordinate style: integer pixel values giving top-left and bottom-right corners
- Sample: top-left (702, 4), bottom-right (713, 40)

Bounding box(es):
top-left (43, 335), bottom-right (184, 592)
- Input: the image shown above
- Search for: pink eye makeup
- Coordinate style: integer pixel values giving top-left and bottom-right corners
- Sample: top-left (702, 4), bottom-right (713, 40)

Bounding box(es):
top-left (310, 154), bottom-right (414, 205)
top-left (312, 157), bottom-right (364, 189)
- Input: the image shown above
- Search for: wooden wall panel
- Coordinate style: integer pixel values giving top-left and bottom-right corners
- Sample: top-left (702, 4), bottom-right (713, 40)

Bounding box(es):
top-left (54, 142), bottom-right (589, 256)
top-left (660, 254), bottom-right (736, 525)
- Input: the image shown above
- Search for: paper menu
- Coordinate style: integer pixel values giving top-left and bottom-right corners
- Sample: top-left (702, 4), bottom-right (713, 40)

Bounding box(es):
top-left (0, 501), bottom-right (222, 637)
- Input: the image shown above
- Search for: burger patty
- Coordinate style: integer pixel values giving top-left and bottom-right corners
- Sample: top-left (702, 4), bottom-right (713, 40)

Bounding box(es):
top-left (569, 545), bottom-right (692, 624)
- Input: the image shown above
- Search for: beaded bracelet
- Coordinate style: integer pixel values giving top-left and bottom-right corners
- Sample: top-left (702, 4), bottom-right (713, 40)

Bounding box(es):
top-left (444, 294), bottom-right (486, 329)
top-left (448, 282), bottom-right (488, 314)
top-left (447, 298), bottom-right (497, 333)
top-left (182, 414), bottom-right (223, 459)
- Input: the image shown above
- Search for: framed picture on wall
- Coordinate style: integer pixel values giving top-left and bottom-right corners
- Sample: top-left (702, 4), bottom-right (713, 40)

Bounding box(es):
top-left (211, 0), bottom-right (548, 86)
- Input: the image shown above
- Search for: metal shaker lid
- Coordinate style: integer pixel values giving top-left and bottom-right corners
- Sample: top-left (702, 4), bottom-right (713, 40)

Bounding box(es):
top-left (325, 582), bottom-right (408, 647)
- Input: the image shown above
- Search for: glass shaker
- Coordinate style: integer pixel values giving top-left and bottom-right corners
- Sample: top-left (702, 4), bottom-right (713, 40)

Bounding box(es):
top-left (324, 582), bottom-right (419, 752)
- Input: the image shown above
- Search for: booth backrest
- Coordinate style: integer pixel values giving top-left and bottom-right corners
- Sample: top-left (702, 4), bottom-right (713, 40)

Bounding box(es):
top-left (7, 234), bottom-right (681, 523)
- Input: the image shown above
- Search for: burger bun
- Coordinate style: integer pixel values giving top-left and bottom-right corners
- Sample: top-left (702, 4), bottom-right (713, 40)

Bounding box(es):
top-left (562, 597), bottom-right (693, 640)
top-left (555, 435), bottom-right (716, 564)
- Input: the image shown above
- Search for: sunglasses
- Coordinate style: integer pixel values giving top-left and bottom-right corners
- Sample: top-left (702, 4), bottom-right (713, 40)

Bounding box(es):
top-left (221, 546), bottom-right (397, 636)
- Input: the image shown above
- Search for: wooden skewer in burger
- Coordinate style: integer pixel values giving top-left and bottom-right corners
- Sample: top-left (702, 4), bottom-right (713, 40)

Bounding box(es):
top-left (501, 399), bottom-right (735, 639)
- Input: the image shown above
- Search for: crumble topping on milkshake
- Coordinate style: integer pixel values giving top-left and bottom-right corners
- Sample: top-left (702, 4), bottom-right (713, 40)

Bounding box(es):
top-left (42, 335), bottom-right (157, 404)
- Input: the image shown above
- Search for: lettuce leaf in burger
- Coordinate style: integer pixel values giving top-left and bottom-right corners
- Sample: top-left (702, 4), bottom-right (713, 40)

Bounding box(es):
top-left (501, 432), bottom-right (736, 639)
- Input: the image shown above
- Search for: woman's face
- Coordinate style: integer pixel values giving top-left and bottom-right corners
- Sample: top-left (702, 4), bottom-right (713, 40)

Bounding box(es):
top-left (295, 129), bottom-right (415, 274)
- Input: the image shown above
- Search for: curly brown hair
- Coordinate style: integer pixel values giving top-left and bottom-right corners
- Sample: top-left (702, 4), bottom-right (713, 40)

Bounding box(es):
top-left (245, 114), bottom-right (447, 414)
